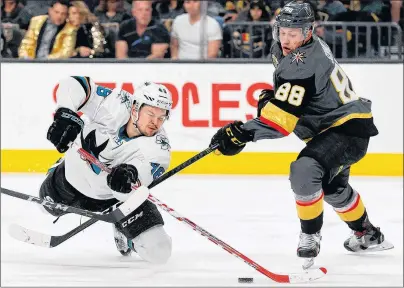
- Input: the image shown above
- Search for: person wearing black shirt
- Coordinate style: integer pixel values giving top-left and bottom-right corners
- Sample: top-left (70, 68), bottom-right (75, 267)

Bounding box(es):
top-left (115, 0), bottom-right (170, 58)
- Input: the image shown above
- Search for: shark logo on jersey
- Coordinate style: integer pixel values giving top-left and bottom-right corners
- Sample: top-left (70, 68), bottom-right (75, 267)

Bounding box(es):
top-left (118, 90), bottom-right (132, 110)
top-left (156, 134), bottom-right (170, 150)
top-left (80, 130), bottom-right (111, 174)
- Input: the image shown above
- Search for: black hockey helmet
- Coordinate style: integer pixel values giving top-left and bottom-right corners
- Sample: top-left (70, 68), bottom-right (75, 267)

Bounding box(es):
top-left (273, 1), bottom-right (315, 42)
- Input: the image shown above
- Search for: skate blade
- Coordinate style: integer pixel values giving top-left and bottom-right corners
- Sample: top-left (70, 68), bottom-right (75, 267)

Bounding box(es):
top-left (356, 239), bottom-right (394, 253)
top-left (302, 258), bottom-right (314, 270)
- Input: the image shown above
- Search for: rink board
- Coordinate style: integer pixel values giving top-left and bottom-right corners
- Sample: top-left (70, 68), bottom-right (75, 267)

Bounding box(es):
top-left (1, 63), bottom-right (403, 176)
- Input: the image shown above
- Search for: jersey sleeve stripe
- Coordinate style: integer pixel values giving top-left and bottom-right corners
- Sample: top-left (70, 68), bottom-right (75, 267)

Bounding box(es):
top-left (259, 102), bottom-right (299, 136)
top-left (72, 76), bottom-right (92, 110)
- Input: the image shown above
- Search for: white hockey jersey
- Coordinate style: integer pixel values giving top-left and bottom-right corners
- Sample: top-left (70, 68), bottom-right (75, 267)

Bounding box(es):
top-left (54, 76), bottom-right (171, 201)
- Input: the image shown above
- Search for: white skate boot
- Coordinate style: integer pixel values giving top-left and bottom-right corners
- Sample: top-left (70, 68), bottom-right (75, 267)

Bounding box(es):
top-left (113, 225), bottom-right (133, 256)
top-left (297, 231), bottom-right (322, 270)
top-left (344, 224), bottom-right (394, 253)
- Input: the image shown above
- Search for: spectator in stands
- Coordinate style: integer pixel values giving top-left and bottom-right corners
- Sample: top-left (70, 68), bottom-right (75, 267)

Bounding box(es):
top-left (318, 0), bottom-right (347, 20)
top-left (1, 0), bottom-right (24, 25)
top-left (18, 0), bottom-right (76, 59)
top-left (1, 27), bottom-right (13, 57)
top-left (231, 0), bottom-right (272, 58)
top-left (155, 0), bottom-right (184, 32)
top-left (115, 0), bottom-right (170, 58)
top-left (170, 0), bottom-right (222, 59)
top-left (94, 0), bottom-right (131, 24)
top-left (155, 0), bottom-right (184, 20)
top-left (69, 1), bottom-right (113, 58)
top-left (17, 0), bottom-right (53, 30)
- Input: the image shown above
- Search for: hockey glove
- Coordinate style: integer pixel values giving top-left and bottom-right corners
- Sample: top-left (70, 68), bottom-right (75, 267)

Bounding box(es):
top-left (107, 164), bottom-right (139, 194)
top-left (47, 107), bottom-right (84, 153)
top-left (210, 121), bottom-right (254, 156)
top-left (257, 89), bottom-right (274, 117)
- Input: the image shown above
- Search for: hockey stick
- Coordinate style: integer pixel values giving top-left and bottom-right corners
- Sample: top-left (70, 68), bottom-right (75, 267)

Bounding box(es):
top-left (1, 185), bottom-right (149, 224)
top-left (8, 144), bottom-right (219, 248)
top-left (12, 145), bottom-right (327, 283)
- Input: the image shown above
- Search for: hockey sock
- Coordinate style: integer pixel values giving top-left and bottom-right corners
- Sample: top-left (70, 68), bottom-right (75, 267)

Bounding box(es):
top-left (296, 191), bottom-right (324, 234)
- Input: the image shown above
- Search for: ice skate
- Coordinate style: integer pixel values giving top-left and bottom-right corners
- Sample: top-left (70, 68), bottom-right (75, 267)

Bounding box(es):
top-left (113, 225), bottom-right (133, 256)
top-left (297, 231), bottom-right (321, 270)
top-left (344, 224), bottom-right (394, 253)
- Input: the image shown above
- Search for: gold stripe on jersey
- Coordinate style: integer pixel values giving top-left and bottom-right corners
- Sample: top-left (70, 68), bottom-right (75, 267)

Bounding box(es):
top-left (303, 112), bottom-right (373, 142)
top-left (259, 102), bottom-right (299, 136)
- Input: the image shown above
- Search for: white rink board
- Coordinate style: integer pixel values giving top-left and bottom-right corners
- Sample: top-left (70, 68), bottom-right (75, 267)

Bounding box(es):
top-left (1, 63), bottom-right (403, 153)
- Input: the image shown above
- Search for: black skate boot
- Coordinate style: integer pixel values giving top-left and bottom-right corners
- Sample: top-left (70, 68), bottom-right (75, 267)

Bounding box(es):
top-left (344, 223), bottom-right (394, 252)
top-left (297, 231), bottom-right (322, 269)
top-left (113, 224), bottom-right (134, 256)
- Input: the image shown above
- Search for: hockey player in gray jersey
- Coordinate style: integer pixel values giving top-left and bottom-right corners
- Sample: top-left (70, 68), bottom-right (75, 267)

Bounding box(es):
top-left (40, 78), bottom-right (173, 264)
top-left (210, 1), bottom-right (393, 268)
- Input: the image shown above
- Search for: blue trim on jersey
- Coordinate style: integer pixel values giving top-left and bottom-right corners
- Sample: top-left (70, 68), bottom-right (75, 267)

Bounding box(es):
top-left (118, 125), bottom-right (141, 142)
top-left (90, 152), bottom-right (102, 174)
top-left (72, 76), bottom-right (90, 95)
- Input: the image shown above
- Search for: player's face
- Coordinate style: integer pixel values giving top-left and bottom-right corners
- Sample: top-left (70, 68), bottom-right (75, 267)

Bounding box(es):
top-left (137, 106), bottom-right (168, 137)
top-left (279, 27), bottom-right (305, 56)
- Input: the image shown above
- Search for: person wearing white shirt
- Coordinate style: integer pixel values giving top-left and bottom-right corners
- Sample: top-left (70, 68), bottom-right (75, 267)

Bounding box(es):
top-left (170, 0), bottom-right (222, 59)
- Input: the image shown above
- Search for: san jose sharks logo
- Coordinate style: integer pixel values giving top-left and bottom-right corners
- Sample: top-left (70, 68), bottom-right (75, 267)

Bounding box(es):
top-left (80, 130), bottom-right (112, 174)
top-left (156, 134), bottom-right (170, 150)
top-left (118, 90), bottom-right (131, 110)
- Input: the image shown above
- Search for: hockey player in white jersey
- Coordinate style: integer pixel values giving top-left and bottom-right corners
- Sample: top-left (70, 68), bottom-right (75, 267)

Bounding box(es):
top-left (39, 77), bottom-right (173, 264)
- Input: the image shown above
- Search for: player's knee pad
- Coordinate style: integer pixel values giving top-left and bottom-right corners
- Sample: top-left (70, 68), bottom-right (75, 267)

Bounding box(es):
top-left (289, 157), bottom-right (324, 199)
top-left (132, 225), bottom-right (172, 264)
top-left (117, 200), bottom-right (164, 240)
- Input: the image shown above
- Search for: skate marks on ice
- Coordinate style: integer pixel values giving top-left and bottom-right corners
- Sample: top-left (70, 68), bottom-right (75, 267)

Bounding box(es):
top-left (1, 174), bottom-right (403, 286)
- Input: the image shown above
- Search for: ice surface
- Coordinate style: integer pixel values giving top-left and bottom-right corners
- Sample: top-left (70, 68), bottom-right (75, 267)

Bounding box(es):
top-left (1, 174), bottom-right (403, 286)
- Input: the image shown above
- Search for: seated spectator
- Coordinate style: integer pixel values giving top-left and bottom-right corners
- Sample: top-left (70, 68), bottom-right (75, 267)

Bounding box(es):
top-left (2, 23), bottom-right (24, 57)
top-left (18, 0), bottom-right (76, 59)
top-left (170, 0), bottom-right (222, 59)
top-left (94, 0), bottom-right (131, 24)
top-left (1, 0), bottom-right (24, 25)
top-left (318, 0), bottom-right (347, 20)
top-left (115, 0), bottom-right (170, 59)
top-left (68, 1), bottom-right (113, 58)
top-left (16, 0), bottom-right (53, 30)
top-left (1, 27), bottom-right (13, 57)
top-left (155, 0), bottom-right (184, 20)
top-left (231, 0), bottom-right (272, 58)
top-left (155, 0), bottom-right (184, 32)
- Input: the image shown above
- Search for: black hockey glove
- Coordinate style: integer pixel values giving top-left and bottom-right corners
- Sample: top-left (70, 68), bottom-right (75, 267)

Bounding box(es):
top-left (47, 107), bottom-right (84, 153)
top-left (257, 89), bottom-right (274, 117)
top-left (210, 121), bottom-right (254, 156)
top-left (107, 164), bottom-right (139, 194)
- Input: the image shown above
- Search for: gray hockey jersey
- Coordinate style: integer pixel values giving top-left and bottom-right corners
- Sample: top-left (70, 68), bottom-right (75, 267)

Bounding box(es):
top-left (243, 35), bottom-right (378, 142)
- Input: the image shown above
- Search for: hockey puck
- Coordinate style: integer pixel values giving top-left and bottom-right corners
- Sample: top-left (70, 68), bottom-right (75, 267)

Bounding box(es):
top-left (238, 277), bottom-right (253, 283)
